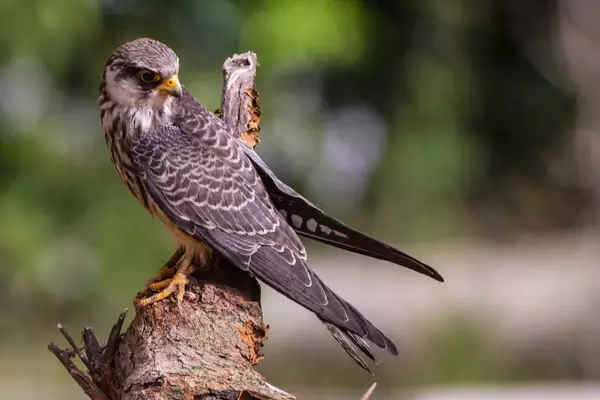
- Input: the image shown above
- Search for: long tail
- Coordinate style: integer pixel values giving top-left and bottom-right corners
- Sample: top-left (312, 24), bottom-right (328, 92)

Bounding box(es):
top-left (245, 243), bottom-right (398, 373)
top-left (242, 144), bottom-right (443, 282)
top-left (320, 318), bottom-right (380, 374)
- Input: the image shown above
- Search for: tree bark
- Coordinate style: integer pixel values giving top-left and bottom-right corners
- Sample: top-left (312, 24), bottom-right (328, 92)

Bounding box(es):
top-left (49, 52), bottom-right (294, 400)
top-left (114, 266), bottom-right (291, 400)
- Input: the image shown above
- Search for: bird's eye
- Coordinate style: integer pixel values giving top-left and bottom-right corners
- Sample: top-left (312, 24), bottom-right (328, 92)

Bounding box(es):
top-left (138, 70), bottom-right (160, 83)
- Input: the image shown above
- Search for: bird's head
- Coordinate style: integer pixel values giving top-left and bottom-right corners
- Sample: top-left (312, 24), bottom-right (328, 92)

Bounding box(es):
top-left (102, 38), bottom-right (182, 110)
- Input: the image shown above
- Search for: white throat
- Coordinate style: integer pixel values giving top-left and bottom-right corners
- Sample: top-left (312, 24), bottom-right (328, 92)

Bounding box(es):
top-left (125, 99), bottom-right (174, 137)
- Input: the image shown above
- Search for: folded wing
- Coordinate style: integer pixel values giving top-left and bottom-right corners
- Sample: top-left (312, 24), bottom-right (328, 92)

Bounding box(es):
top-left (131, 101), bottom-right (397, 371)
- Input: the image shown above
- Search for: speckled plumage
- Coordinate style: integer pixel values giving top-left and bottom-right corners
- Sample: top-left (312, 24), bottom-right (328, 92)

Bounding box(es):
top-left (99, 38), bottom-right (443, 374)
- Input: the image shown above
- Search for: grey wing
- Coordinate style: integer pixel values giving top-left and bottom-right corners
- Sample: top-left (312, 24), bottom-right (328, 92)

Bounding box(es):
top-left (131, 121), bottom-right (397, 357)
top-left (240, 142), bottom-right (444, 282)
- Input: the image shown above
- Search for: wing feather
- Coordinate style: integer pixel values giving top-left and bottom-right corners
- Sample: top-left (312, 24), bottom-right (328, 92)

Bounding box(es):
top-left (322, 319), bottom-right (379, 374)
top-left (240, 143), bottom-right (444, 282)
top-left (131, 95), bottom-right (396, 362)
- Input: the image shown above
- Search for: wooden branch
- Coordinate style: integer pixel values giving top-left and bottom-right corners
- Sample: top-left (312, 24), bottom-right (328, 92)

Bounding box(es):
top-left (113, 266), bottom-right (291, 400)
top-left (360, 383), bottom-right (377, 400)
top-left (49, 52), bottom-right (292, 400)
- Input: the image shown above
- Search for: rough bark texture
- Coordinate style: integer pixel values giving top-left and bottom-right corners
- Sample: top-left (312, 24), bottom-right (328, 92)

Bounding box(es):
top-left (113, 267), bottom-right (290, 400)
top-left (49, 52), bottom-right (294, 400)
top-left (218, 51), bottom-right (261, 148)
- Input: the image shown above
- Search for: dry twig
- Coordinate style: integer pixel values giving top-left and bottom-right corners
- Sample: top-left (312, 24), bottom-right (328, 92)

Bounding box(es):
top-left (360, 382), bottom-right (377, 400)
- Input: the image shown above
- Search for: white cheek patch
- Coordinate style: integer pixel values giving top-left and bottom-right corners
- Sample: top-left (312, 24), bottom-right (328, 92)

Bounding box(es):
top-left (104, 66), bottom-right (176, 137)
top-left (105, 68), bottom-right (141, 106)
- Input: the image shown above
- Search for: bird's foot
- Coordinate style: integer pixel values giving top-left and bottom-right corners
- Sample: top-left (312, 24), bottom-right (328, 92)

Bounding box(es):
top-left (135, 247), bottom-right (184, 300)
top-left (135, 271), bottom-right (189, 307)
top-left (145, 265), bottom-right (177, 288)
top-left (135, 252), bottom-right (193, 308)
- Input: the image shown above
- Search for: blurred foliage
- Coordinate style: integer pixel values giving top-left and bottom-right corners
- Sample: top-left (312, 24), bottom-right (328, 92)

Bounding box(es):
top-left (0, 0), bottom-right (591, 391)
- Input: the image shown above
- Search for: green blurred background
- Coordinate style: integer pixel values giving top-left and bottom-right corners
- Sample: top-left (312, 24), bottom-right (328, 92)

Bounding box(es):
top-left (1, 0), bottom-right (599, 399)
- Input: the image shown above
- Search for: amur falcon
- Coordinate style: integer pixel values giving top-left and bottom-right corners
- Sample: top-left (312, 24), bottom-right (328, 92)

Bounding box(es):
top-left (98, 38), bottom-right (443, 373)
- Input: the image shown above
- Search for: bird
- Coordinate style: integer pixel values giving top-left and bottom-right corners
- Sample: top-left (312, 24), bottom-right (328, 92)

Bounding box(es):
top-left (98, 38), bottom-right (443, 374)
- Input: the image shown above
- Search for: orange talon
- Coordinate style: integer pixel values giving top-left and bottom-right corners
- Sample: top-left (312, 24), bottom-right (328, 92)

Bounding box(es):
top-left (148, 278), bottom-right (172, 292)
top-left (135, 247), bottom-right (185, 300)
top-left (136, 256), bottom-right (193, 308)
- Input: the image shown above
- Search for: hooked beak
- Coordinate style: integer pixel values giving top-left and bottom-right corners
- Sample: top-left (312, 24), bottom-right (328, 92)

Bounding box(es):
top-left (157, 75), bottom-right (182, 99)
